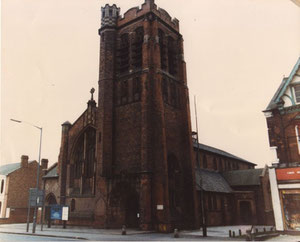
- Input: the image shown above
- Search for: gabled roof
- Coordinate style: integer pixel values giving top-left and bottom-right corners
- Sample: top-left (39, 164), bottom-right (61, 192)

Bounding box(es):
top-left (265, 57), bottom-right (300, 111)
top-left (195, 169), bottom-right (233, 193)
top-left (0, 161), bottom-right (35, 176)
top-left (193, 142), bottom-right (255, 166)
top-left (43, 163), bottom-right (58, 179)
top-left (222, 168), bottom-right (263, 186)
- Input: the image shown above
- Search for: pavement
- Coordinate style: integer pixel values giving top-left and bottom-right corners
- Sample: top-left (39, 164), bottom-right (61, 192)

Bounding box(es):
top-left (0, 223), bottom-right (281, 241)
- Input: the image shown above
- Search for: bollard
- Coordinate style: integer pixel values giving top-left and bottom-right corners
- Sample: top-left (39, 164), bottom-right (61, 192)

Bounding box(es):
top-left (239, 229), bottom-right (242, 236)
top-left (270, 227), bottom-right (273, 231)
top-left (232, 231), bottom-right (235, 238)
top-left (174, 229), bottom-right (179, 238)
top-left (263, 227), bottom-right (266, 232)
top-left (229, 230), bottom-right (232, 237)
top-left (122, 225), bottom-right (126, 235)
top-left (255, 228), bottom-right (258, 233)
top-left (63, 221), bottom-right (66, 229)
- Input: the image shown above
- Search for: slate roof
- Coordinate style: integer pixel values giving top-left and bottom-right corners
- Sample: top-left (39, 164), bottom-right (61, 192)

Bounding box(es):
top-left (0, 161), bottom-right (35, 176)
top-left (43, 163), bottom-right (58, 179)
top-left (222, 168), bottom-right (263, 186)
top-left (193, 142), bottom-right (255, 166)
top-left (264, 57), bottom-right (300, 111)
top-left (195, 169), bottom-right (233, 193)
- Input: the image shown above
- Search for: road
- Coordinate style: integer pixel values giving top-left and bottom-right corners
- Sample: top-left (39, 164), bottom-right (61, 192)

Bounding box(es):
top-left (0, 233), bottom-right (78, 241)
top-left (0, 232), bottom-right (238, 241)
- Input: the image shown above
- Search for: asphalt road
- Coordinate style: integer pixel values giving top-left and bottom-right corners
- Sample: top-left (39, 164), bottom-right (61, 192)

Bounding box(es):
top-left (0, 232), bottom-right (240, 241)
top-left (0, 233), bottom-right (78, 241)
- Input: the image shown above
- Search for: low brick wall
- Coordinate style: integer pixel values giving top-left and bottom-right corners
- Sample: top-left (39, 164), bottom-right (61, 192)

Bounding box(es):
top-left (0, 208), bottom-right (34, 224)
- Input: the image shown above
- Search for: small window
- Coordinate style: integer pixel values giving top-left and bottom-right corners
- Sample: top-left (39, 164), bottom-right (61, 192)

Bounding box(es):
top-left (294, 85), bottom-right (300, 103)
top-left (71, 199), bottom-right (76, 212)
top-left (213, 158), bottom-right (217, 170)
top-left (102, 11), bottom-right (105, 18)
top-left (1, 180), bottom-right (4, 194)
top-left (109, 9), bottom-right (113, 17)
top-left (203, 155), bottom-right (207, 169)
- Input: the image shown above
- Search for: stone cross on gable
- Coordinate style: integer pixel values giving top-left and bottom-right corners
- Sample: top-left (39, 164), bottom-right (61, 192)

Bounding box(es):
top-left (90, 88), bottom-right (95, 100)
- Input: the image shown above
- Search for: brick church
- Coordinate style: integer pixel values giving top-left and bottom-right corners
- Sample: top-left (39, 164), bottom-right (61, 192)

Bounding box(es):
top-left (56, 0), bottom-right (198, 232)
top-left (44, 0), bottom-right (274, 232)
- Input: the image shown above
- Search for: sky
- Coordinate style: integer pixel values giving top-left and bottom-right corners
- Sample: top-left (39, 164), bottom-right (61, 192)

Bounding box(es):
top-left (1, 0), bottom-right (300, 168)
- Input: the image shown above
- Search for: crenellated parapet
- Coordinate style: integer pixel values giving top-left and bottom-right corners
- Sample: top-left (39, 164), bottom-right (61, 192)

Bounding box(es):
top-left (101, 4), bottom-right (120, 28)
top-left (117, 0), bottom-right (179, 32)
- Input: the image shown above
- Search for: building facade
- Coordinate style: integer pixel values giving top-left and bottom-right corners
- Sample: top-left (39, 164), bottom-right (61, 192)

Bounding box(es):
top-left (0, 155), bottom-right (47, 224)
top-left (56, 0), bottom-right (198, 232)
top-left (264, 57), bottom-right (300, 231)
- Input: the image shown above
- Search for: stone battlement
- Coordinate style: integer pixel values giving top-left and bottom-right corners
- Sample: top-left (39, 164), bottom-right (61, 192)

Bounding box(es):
top-left (117, 0), bottom-right (179, 32)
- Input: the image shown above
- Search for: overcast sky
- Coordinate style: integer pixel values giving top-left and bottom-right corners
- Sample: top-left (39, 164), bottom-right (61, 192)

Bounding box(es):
top-left (1, 0), bottom-right (300, 168)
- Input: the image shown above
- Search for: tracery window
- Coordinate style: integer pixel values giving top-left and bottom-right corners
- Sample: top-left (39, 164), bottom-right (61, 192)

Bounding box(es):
top-left (71, 127), bottom-right (96, 189)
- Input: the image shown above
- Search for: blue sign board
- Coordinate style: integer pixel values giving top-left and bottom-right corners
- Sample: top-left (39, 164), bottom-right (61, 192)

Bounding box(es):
top-left (50, 205), bottom-right (62, 220)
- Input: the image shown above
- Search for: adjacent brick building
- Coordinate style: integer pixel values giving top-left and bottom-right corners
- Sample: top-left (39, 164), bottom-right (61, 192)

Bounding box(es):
top-left (264, 57), bottom-right (300, 231)
top-left (0, 155), bottom-right (47, 224)
top-left (193, 140), bottom-right (274, 226)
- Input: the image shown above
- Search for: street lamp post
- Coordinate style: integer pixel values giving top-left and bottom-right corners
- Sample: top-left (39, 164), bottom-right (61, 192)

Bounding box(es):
top-left (10, 119), bottom-right (43, 234)
top-left (193, 97), bottom-right (207, 237)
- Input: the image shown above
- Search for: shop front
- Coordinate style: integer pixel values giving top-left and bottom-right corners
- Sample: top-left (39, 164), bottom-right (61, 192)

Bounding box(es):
top-left (269, 165), bottom-right (300, 231)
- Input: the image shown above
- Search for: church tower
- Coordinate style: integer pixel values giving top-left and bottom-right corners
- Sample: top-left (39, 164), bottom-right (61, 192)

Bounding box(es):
top-left (97, 0), bottom-right (199, 231)
top-left (57, 0), bottom-right (198, 232)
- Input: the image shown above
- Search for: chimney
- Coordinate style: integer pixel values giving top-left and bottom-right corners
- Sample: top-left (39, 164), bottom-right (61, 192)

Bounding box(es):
top-left (21, 155), bottom-right (29, 168)
top-left (41, 159), bottom-right (48, 170)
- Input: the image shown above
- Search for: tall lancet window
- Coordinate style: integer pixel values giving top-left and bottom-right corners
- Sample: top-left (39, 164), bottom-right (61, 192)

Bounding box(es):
top-left (168, 36), bottom-right (177, 76)
top-left (132, 27), bottom-right (144, 69)
top-left (118, 33), bottom-right (129, 74)
top-left (158, 29), bottom-right (167, 70)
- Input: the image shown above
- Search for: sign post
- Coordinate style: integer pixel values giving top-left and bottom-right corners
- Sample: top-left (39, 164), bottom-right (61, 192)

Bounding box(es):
top-left (26, 188), bottom-right (44, 232)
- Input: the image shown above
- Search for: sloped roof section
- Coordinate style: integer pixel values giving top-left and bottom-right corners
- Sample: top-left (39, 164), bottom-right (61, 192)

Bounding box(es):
top-left (0, 161), bottom-right (35, 176)
top-left (43, 163), bottom-right (58, 179)
top-left (195, 169), bottom-right (233, 193)
top-left (193, 142), bottom-right (255, 166)
top-left (222, 168), bottom-right (263, 186)
top-left (0, 163), bottom-right (20, 175)
top-left (265, 57), bottom-right (300, 111)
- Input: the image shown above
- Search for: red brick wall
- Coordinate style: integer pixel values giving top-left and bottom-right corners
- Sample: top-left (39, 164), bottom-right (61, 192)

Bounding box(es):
top-left (7, 161), bottom-right (42, 208)
top-left (194, 149), bottom-right (254, 172)
top-left (266, 108), bottom-right (300, 163)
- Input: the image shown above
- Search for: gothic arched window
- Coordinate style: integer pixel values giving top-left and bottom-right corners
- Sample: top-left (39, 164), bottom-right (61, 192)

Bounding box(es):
top-left (72, 127), bottom-right (96, 184)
